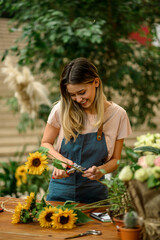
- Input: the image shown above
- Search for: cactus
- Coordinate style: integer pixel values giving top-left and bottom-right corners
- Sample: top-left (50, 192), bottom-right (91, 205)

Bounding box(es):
top-left (123, 211), bottom-right (138, 228)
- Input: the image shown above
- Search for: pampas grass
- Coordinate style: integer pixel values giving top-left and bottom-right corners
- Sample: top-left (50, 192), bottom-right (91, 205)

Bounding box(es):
top-left (2, 57), bottom-right (51, 118)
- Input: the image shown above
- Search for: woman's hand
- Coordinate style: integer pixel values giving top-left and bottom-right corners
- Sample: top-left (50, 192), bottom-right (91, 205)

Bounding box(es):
top-left (82, 166), bottom-right (104, 180)
top-left (52, 158), bottom-right (73, 179)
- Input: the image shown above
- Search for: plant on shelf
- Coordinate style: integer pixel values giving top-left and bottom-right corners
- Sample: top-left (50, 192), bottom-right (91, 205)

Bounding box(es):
top-left (119, 211), bottom-right (141, 240)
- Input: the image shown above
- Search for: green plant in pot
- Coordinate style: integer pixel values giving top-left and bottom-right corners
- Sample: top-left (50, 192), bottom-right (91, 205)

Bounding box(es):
top-left (103, 175), bottom-right (133, 231)
top-left (102, 146), bottom-right (138, 230)
top-left (119, 211), bottom-right (141, 240)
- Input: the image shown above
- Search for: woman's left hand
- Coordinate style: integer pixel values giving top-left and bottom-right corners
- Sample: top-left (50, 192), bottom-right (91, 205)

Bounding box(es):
top-left (82, 166), bottom-right (104, 180)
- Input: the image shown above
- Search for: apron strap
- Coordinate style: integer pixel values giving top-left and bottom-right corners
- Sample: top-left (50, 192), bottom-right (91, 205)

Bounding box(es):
top-left (97, 123), bottom-right (103, 141)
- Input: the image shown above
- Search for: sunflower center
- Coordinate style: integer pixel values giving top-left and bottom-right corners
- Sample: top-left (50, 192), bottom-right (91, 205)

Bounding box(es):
top-left (60, 216), bottom-right (69, 224)
top-left (32, 158), bottom-right (41, 167)
top-left (45, 212), bottom-right (53, 222)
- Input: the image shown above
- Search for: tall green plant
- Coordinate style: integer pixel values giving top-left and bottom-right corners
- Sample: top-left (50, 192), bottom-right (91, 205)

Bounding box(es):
top-left (1, 0), bottom-right (160, 127)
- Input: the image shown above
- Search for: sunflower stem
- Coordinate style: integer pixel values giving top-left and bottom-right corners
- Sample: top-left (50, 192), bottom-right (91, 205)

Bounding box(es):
top-left (74, 195), bottom-right (123, 211)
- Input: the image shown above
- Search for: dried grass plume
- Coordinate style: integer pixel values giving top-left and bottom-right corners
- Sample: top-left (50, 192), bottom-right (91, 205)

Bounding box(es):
top-left (2, 57), bottom-right (52, 118)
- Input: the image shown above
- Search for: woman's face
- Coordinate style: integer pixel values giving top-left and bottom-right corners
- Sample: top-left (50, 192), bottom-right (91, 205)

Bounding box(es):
top-left (66, 78), bottom-right (99, 113)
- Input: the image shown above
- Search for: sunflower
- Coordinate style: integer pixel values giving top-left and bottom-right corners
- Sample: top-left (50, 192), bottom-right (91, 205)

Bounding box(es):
top-left (12, 203), bottom-right (23, 224)
top-left (23, 192), bottom-right (35, 210)
top-left (15, 165), bottom-right (27, 187)
top-left (52, 208), bottom-right (77, 229)
top-left (25, 151), bottom-right (48, 175)
top-left (38, 206), bottom-right (56, 228)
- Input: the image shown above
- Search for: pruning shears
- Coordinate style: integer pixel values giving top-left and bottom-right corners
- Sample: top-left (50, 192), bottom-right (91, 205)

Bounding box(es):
top-left (52, 163), bottom-right (87, 179)
top-left (66, 163), bottom-right (87, 175)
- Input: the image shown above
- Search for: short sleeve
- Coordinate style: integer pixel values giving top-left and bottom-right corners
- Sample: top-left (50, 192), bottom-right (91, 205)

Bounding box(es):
top-left (103, 102), bottom-right (132, 161)
top-left (117, 111), bottom-right (132, 140)
top-left (47, 102), bottom-right (61, 129)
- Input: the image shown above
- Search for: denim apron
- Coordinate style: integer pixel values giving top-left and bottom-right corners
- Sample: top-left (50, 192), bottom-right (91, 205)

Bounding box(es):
top-left (47, 128), bottom-right (108, 204)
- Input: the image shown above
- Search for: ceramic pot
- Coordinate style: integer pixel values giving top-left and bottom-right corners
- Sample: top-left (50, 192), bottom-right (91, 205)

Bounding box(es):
top-left (119, 226), bottom-right (141, 240)
top-left (112, 216), bottom-right (124, 231)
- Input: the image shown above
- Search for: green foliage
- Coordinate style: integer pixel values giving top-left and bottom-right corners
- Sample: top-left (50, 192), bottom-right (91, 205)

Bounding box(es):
top-left (38, 146), bottom-right (49, 154)
top-left (101, 145), bottom-right (139, 217)
top-left (1, 1), bottom-right (160, 127)
top-left (147, 175), bottom-right (160, 189)
top-left (18, 169), bottom-right (50, 196)
top-left (0, 160), bottom-right (20, 197)
top-left (17, 113), bottom-right (36, 133)
top-left (74, 209), bottom-right (92, 224)
top-left (6, 97), bottom-right (19, 113)
top-left (0, 147), bottom-right (51, 197)
top-left (134, 146), bottom-right (160, 155)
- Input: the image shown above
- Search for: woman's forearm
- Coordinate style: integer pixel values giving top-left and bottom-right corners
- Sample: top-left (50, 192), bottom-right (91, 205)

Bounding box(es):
top-left (41, 142), bottom-right (67, 162)
top-left (98, 158), bottom-right (119, 175)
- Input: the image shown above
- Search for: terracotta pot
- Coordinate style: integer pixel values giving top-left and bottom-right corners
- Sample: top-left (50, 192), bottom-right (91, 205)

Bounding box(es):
top-left (119, 226), bottom-right (141, 240)
top-left (112, 216), bottom-right (124, 231)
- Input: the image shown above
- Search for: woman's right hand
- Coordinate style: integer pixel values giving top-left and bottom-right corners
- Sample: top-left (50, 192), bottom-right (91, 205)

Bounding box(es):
top-left (52, 158), bottom-right (73, 179)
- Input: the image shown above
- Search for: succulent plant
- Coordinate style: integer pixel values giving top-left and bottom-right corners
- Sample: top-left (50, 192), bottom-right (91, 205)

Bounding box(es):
top-left (123, 211), bottom-right (138, 228)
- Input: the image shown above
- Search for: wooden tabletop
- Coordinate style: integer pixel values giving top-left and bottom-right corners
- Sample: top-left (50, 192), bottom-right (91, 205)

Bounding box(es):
top-left (0, 197), bottom-right (120, 240)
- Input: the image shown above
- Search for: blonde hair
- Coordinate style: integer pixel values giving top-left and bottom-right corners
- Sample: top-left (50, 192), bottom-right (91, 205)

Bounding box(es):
top-left (60, 58), bottom-right (106, 142)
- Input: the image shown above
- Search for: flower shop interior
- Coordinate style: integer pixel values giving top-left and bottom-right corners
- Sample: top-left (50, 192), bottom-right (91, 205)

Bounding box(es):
top-left (1, 3), bottom-right (160, 240)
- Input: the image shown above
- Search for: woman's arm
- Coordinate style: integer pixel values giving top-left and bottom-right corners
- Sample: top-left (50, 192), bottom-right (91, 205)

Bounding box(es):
top-left (82, 139), bottom-right (124, 180)
top-left (41, 123), bottom-right (73, 178)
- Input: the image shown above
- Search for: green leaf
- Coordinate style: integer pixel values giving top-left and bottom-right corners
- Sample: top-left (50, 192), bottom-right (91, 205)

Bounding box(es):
top-left (28, 184), bottom-right (38, 194)
top-left (52, 159), bottom-right (66, 170)
top-left (134, 146), bottom-right (160, 155)
top-left (100, 169), bottom-right (107, 175)
top-left (1, 49), bottom-right (8, 61)
top-left (75, 210), bottom-right (92, 224)
top-left (37, 146), bottom-right (49, 154)
top-left (32, 208), bottom-right (37, 216)
top-left (147, 175), bottom-right (160, 188)
top-left (35, 209), bottom-right (43, 218)
top-left (41, 194), bottom-right (47, 207)
top-left (63, 200), bottom-right (79, 209)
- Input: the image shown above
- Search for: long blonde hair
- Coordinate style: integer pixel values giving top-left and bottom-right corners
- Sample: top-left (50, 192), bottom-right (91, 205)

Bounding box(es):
top-left (60, 58), bottom-right (106, 142)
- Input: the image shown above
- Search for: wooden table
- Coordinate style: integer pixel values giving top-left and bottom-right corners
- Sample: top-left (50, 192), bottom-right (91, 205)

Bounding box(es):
top-left (0, 197), bottom-right (120, 240)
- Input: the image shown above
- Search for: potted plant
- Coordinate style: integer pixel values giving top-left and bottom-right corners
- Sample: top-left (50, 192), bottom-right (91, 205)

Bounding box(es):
top-left (119, 211), bottom-right (141, 240)
top-left (102, 145), bottom-right (139, 231)
top-left (103, 175), bottom-right (133, 231)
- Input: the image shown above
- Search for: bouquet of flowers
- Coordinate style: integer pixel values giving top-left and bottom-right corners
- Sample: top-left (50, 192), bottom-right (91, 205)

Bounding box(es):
top-left (11, 192), bottom-right (93, 229)
top-left (118, 144), bottom-right (160, 240)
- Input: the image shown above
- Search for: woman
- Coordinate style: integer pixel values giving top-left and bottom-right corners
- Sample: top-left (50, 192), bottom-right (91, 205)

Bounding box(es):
top-left (41, 57), bottom-right (132, 203)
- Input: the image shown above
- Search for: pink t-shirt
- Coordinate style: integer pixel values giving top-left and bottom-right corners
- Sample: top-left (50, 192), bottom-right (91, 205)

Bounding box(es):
top-left (47, 101), bottom-right (132, 161)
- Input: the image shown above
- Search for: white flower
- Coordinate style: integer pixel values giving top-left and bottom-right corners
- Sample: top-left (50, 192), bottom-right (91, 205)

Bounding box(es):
top-left (145, 155), bottom-right (156, 167)
top-left (134, 133), bottom-right (160, 148)
top-left (119, 166), bottom-right (133, 181)
top-left (152, 166), bottom-right (160, 179)
top-left (134, 168), bottom-right (149, 182)
top-left (145, 167), bottom-right (153, 177)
